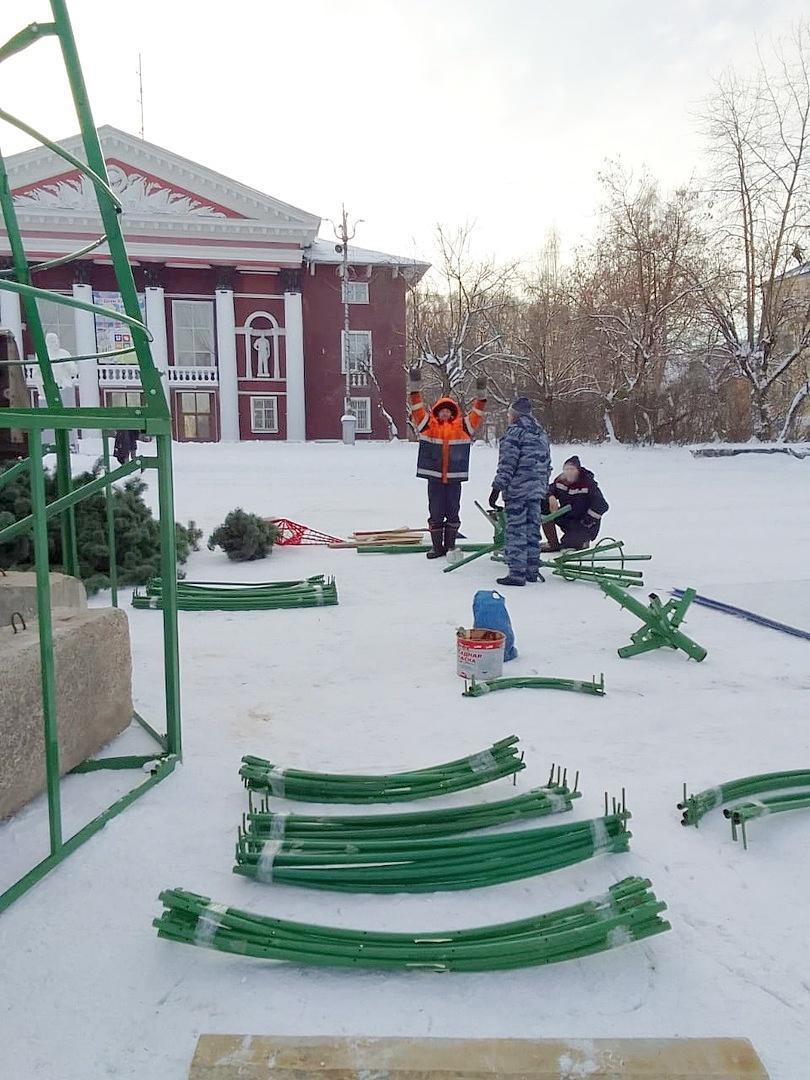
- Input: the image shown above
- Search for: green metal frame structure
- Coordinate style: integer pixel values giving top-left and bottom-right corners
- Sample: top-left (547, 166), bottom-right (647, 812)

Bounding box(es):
top-left (0, 1), bottom-right (182, 914)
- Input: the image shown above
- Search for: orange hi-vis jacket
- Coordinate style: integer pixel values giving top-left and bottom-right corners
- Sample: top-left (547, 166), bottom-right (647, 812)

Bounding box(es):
top-left (409, 391), bottom-right (487, 483)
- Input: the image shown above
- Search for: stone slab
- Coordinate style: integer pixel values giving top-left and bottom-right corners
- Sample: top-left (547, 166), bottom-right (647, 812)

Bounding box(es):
top-left (0, 570), bottom-right (87, 627)
top-left (0, 606), bottom-right (132, 819)
top-left (188, 1036), bottom-right (769, 1079)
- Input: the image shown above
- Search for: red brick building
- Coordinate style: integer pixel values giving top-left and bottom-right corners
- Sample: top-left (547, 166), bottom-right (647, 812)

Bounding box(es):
top-left (0, 127), bottom-right (428, 442)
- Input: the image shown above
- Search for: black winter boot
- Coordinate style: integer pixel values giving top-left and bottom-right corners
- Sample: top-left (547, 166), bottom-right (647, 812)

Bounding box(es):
top-left (426, 527), bottom-right (445, 560)
top-left (444, 523), bottom-right (460, 552)
top-left (497, 573), bottom-right (526, 587)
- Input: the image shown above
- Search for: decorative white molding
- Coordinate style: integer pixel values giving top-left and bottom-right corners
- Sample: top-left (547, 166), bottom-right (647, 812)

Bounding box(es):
top-left (6, 126), bottom-right (321, 232)
top-left (349, 371), bottom-right (369, 389)
top-left (98, 364), bottom-right (142, 386)
top-left (97, 363), bottom-right (219, 387)
top-left (14, 166), bottom-right (228, 218)
top-left (169, 366), bottom-right (219, 386)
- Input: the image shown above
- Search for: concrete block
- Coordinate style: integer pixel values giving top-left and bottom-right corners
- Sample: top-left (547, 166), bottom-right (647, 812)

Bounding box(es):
top-left (0, 606), bottom-right (132, 819)
top-left (188, 1036), bottom-right (770, 1079)
top-left (0, 570), bottom-right (87, 627)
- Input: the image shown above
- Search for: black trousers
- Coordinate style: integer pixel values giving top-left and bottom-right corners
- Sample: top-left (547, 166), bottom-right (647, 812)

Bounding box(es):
top-left (427, 479), bottom-right (462, 528)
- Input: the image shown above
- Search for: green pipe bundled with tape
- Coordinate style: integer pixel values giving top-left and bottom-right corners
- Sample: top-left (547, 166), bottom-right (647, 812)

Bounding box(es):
top-left (726, 791), bottom-right (810, 848)
top-left (679, 770), bottom-right (810, 827)
top-left (233, 809), bottom-right (631, 893)
top-left (154, 876), bottom-right (669, 971)
top-left (239, 736), bottom-right (526, 802)
top-left (132, 575), bottom-right (338, 611)
top-left (243, 766), bottom-right (580, 843)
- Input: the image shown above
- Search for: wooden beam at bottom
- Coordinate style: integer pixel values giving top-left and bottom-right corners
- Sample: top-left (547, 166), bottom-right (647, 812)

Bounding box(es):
top-left (189, 1035), bottom-right (769, 1079)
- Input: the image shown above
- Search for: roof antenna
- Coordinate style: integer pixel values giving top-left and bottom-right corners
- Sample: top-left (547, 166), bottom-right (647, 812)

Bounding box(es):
top-left (137, 52), bottom-right (145, 140)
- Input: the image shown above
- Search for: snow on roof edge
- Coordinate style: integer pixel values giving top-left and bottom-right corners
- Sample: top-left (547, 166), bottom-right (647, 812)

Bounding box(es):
top-left (305, 237), bottom-right (430, 275)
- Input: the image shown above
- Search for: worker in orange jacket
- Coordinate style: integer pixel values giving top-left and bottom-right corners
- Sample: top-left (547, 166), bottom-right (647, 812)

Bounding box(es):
top-left (408, 368), bottom-right (487, 559)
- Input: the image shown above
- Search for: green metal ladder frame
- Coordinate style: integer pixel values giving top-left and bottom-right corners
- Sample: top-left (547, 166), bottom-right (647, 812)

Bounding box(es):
top-left (0, 1), bottom-right (181, 914)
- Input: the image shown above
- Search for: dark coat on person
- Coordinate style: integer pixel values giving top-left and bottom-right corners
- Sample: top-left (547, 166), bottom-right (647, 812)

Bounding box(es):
top-left (548, 456), bottom-right (608, 534)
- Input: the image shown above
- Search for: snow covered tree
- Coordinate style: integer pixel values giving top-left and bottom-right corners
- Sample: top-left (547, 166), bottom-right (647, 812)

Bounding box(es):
top-left (700, 22), bottom-right (810, 439)
top-left (407, 225), bottom-right (520, 405)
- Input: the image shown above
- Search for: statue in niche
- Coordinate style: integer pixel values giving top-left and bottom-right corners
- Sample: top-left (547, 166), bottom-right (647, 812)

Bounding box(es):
top-left (254, 334), bottom-right (272, 378)
top-left (42, 332), bottom-right (79, 449)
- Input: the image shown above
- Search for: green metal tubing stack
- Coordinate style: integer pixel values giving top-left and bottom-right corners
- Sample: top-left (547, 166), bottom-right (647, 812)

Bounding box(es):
top-left (154, 876), bottom-right (670, 971)
top-left (463, 675), bottom-right (605, 698)
top-left (239, 735), bottom-right (526, 802)
top-left (132, 575), bottom-right (338, 611)
top-left (232, 812), bottom-right (631, 892)
top-left (243, 771), bottom-right (580, 844)
top-left (679, 770), bottom-right (810, 827)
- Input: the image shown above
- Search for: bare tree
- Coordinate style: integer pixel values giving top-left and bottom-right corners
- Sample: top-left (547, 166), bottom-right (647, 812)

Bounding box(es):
top-left (483, 239), bottom-right (596, 430)
top-left (407, 224), bottom-right (521, 401)
top-left (700, 22), bottom-right (810, 439)
top-left (577, 167), bottom-right (709, 441)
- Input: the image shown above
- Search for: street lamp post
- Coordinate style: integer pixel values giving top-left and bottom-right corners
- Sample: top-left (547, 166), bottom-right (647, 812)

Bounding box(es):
top-left (332, 205), bottom-right (362, 443)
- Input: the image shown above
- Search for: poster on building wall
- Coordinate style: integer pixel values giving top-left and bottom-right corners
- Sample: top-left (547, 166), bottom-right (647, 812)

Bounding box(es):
top-left (93, 291), bottom-right (146, 362)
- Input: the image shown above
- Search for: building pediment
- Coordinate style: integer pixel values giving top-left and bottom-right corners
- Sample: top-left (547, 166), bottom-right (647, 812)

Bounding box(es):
top-left (6, 126), bottom-right (321, 242)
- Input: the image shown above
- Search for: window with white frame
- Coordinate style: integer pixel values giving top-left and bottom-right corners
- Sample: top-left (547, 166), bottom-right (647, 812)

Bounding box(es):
top-left (107, 390), bottom-right (143, 409)
top-left (342, 281), bottom-right (369, 305)
top-left (349, 396), bottom-right (372, 433)
top-left (251, 395), bottom-right (279, 433)
top-left (33, 297), bottom-right (78, 356)
top-left (341, 329), bottom-right (372, 373)
top-left (172, 300), bottom-right (215, 367)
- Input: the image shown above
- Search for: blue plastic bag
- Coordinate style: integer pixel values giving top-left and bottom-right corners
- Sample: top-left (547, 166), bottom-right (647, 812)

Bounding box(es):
top-left (473, 590), bottom-right (517, 662)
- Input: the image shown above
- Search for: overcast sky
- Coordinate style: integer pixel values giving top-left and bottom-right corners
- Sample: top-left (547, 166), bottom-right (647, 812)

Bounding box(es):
top-left (0, 1), bottom-right (806, 268)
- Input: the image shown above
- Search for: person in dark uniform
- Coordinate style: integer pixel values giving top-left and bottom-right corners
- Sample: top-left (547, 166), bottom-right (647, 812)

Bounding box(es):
top-left (541, 455), bottom-right (608, 552)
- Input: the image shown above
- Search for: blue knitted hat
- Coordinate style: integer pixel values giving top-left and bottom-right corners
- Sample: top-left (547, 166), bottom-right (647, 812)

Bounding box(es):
top-left (510, 397), bottom-right (532, 416)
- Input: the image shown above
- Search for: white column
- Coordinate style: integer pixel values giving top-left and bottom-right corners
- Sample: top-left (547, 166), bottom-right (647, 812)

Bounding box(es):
top-left (144, 286), bottom-right (168, 375)
top-left (0, 288), bottom-right (23, 359)
top-left (215, 287), bottom-right (240, 442)
top-left (72, 282), bottom-right (100, 409)
top-left (284, 289), bottom-right (306, 441)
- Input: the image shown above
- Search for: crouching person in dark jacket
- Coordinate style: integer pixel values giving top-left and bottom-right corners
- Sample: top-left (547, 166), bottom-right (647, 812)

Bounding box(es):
top-left (489, 398), bottom-right (551, 587)
top-left (541, 455), bottom-right (609, 552)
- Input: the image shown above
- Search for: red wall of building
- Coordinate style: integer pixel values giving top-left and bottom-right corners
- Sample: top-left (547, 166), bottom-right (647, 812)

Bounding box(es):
top-left (20, 260), bottom-right (409, 442)
top-left (301, 265), bottom-right (407, 440)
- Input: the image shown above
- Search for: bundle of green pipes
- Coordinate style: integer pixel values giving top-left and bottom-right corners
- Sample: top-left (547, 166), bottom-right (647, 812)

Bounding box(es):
top-left (154, 876), bottom-right (670, 971)
top-left (239, 735), bottom-right (526, 802)
top-left (463, 674), bottom-right (605, 698)
top-left (233, 809), bottom-right (631, 892)
top-left (679, 770), bottom-right (810, 828)
top-left (243, 766), bottom-right (580, 844)
top-left (543, 539), bottom-right (651, 588)
top-left (726, 791), bottom-right (810, 848)
top-left (132, 575), bottom-right (338, 611)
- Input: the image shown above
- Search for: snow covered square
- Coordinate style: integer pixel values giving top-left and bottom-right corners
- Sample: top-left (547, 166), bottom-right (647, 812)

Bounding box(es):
top-left (1, 440), bottom-right (809, 1080)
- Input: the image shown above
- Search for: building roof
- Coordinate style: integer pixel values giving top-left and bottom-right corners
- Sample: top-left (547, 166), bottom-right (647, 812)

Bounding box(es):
top-left (304, 238), bottom-right (429, 282)
top-left (2, 127), bottom-right (430, 276)
top-left (782, 260), bottom-right (810, 280)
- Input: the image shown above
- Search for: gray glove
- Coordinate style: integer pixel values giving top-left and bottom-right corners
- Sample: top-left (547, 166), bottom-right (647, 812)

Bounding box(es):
top-left (475, 375), bottom-right (488, 393)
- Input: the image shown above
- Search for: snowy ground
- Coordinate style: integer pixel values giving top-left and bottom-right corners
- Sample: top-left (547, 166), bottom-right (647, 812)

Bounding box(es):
top-left (2, 440), bottom-right (810, 1080)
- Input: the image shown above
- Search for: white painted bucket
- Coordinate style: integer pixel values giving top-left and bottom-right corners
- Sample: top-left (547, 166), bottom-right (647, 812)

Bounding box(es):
top-left (456, 628), bottom-right (505, 680)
